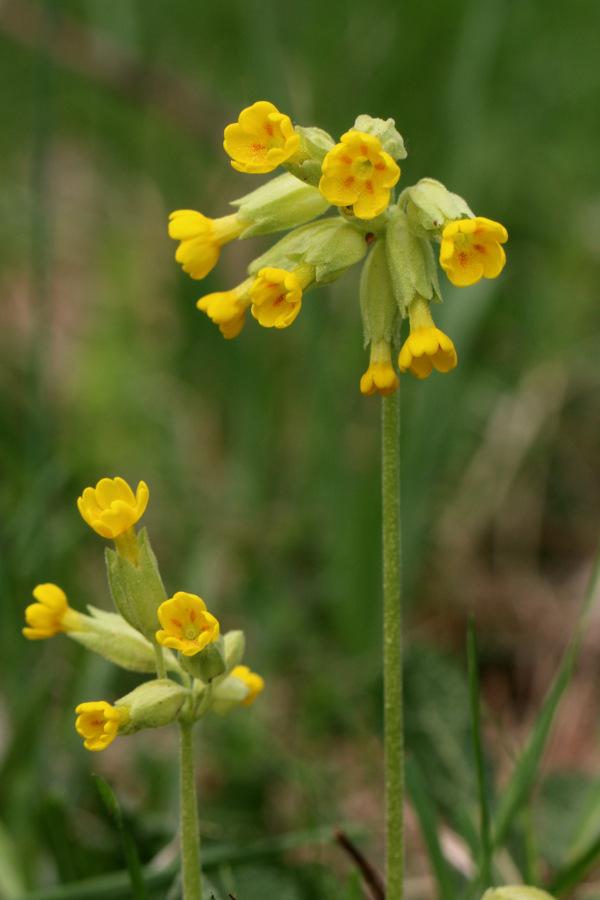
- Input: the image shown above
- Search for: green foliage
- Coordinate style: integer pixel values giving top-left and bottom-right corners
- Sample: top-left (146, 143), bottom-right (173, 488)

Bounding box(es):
top-left (3, 0), bottom-right (600, 894)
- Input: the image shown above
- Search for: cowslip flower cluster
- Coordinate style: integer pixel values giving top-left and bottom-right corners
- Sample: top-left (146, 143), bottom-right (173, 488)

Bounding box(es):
top-left (24, 476), bottom-right (264, 751)
top-left (169, 102), bottom-right (508, 394)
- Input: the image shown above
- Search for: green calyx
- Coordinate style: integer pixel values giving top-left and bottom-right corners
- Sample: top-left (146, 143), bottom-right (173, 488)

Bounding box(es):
top-left (359, 234), bottom-right (399, 348)
top-left (69, 606), bottom-right (179, 674)
top-left (249, 217), bottom-right (369, 287)
top-left (353, 115), bottom-right (407, 162)
top-left (116, 679), bottom-right (188, 734)
top-left (386, 207), bottom-right (442, 317)
top-left (403, 177), bottom-right (474, 239)
top-left (105, 528), bottom-right (167, 643)
top-left (284, 125), bottom-right (336, 188)
top-left (232, 172), bottom-right (329, 238)
top-left (180, 635), bottom-right (227, 683)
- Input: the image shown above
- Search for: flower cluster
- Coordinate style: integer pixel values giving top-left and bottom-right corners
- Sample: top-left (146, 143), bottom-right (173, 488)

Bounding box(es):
top-left (169, 102), bottom-right (508, 395)
top-left (25, 477), bottom-right (264, 751)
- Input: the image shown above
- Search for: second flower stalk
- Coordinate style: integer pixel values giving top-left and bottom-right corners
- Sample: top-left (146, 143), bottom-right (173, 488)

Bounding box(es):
top-left (25, 476), bottom-right (265, 900)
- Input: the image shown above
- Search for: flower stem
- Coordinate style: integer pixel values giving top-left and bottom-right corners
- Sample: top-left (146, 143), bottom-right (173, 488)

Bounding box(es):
top-left (153, 642), bottom-right (166, 680)
top-left (178, 718), bottom-right (202, 900)
top-left (382, 389), bottom-right (404, 900)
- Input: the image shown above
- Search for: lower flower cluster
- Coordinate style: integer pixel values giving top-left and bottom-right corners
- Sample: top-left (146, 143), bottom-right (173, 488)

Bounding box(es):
top-left (168, 102), bottom-right (508, 395)
top-left (24, 477), bottom-right (264, 751)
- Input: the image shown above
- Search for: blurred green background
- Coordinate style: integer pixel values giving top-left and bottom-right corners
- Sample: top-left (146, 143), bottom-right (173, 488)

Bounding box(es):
top-left (2, 0), bottom-right (600, 896)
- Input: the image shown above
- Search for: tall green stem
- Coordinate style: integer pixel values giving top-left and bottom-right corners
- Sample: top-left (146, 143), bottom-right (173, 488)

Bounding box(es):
top-left (382, 390), bottom-right (404, 900)
top-left (179, 718), bottom-right (202, 900)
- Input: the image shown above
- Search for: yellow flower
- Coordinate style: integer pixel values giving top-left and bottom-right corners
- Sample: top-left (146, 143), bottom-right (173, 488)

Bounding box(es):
top-left (156, 592), bottom-right (220, 657)
top-left (249, 267), bottom-right (304, 329)
top-left (75, 700), bottom-right (124, 751)
top-left (168, 210), bottom-right (245, 280)
top-left (319, 131), bottom-right (400, 220)
top-left (231, 665), bottom-right (265, 706)
top-left (77, 477), bottom-right (149, 540)
top-left (439, 217), bottom-right (508, 287)
top-left (398, 326), bottom-right (457, 379)
top-left (223, 101), bottom-right (301, 174)
top-left (360, 341), bottom-right (399, 397)
top-left (23, 584), bottom-right (82, 640)
top-left (197, 277), bottom-right (254, 339)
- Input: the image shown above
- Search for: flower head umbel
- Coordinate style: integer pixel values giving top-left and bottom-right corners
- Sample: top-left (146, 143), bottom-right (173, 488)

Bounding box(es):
top-left (319, 131), bottom-right (400, 220)
top-left (23, 584), bottom-right (81, 640)
top-left (75, 701), bottom-right (124, 751)
top-left (440, 217), bottom-right (508, 287)
top-left (360, 341), bottom-right (399, 397)
top-left (170, 104), bottom-right (508, 392)
top-left (169, 211), bottom-right (245, 280)
top-left (223, 101), bottom-right (301, 174)
top-left (249, 267), bottom-right (305, 329)
top-left (156, 592), bottom-right (220, 657)
top-left (197, 277), bottom-right (254, 339)
top-left (398, 298), bottom-right (457, 380)
top-left (231, 665), bottom-right (265, 706)
top-left (77, 477), bottom-right (149, 540)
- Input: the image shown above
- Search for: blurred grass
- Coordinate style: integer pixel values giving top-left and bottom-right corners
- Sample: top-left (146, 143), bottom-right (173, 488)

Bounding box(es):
top-left (2, 0), bottom-right (600, 893)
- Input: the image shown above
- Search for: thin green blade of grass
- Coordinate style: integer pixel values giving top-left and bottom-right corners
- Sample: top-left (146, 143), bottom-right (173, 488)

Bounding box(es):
top-left (492, 542), bottom-right (600, 849)
top-left (546, 829), bottom-right (600, 897)
top-left (406, 757), bottom-right (457, 900)
top-left (92, 775), bottom-right (149, 900)
top-left (467, 616), bottom-right (492, 891)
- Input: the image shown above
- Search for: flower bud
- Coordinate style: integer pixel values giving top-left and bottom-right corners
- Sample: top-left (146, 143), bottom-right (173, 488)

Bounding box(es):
top-left (223, 630), bottom-right (245, 672)
top-left (284, 125), bottom-right (336, 189)
top-left (482, 888), bottom-right (557, 900)
top-left (353, 115), bottom-right (407, 162)
top-left (404, 178), bottom-right (473, 239)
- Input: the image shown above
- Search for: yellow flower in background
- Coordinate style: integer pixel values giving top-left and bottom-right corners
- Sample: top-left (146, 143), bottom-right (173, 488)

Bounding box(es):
top-left (223, 101), bottom-right (301, 174)
top-left (77, 477), bottom-right (149, 540)
top-left (169, 210), bottom-right (245, 280)
top-left (398, 325), bottom-right (457, 379)
top-left (197, 277), bottom-right (254, 339)
top-left (319, 131), bottom-right (400, 220)
top-left (231, 665), bottom-right (265, 706)
top-left (440, 217), bottom-right (508, 287)
top-left (156, 592), bottom-right (220, 657)
top-left (249, 267), bottom-right (303, 329)
top-left (75, 700), bottom-right (124, 751)
top-left (360, 341), bottom-right (399, 397)
top-left (23, 584), bottom-right (82, 640)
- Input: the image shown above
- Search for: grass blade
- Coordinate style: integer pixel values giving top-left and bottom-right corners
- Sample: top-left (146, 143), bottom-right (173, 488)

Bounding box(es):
top-left (406, 757), bottom-right (457, 900)
top-left (93, 775), bottom-right (149, 900)
top-left (493, 542), bottom-right (600, 848)
top-left (467, 617), bottom-right (492, 889)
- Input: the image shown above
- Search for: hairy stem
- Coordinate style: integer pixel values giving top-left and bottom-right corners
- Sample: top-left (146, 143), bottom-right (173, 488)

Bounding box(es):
top-left (179, 718), bottom-right (202, 900)
top-left (382, 390), bottom-right (404, 900)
